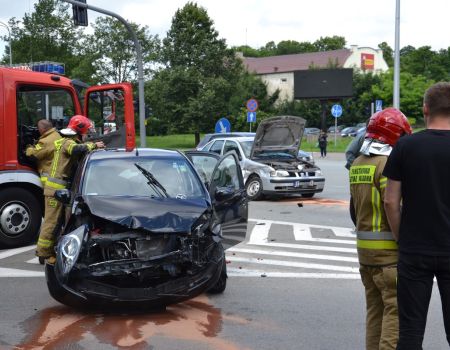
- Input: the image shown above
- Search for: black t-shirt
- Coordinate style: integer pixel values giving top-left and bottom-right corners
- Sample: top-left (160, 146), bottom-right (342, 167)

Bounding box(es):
top-left (383, 129), bottom-right (450, 256)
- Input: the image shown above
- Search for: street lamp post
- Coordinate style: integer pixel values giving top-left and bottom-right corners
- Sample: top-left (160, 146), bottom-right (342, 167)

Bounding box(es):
top-left (393, 0), bottom-right (400, 109)
top-left (0, 21), bottom-right (12, 66)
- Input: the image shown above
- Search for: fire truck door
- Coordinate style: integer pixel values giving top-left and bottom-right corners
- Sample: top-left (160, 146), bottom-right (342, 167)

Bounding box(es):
top-left (84, 83), bottom-right (135, 151)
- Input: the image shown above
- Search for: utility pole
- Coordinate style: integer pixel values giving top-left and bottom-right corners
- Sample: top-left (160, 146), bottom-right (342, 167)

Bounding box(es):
top-left (62, 0), bottom-right (147, 147)
top-left (0, 21), bottom-right (12, 65)
top-left (393, 0), bottom-right (401, 109)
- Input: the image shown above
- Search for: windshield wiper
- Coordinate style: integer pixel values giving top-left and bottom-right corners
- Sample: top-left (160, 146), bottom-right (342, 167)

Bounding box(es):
top-left (134, 163), bottom-right (169, 198)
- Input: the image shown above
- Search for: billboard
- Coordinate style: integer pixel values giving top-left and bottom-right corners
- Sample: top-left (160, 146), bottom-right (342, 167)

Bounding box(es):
top-left (293, 69), bottom-right (353, 100)
top-left (361, 53), bottom-right (374, 70)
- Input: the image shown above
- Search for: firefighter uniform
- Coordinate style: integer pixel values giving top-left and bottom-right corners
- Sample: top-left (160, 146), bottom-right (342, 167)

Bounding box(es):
top-left (28, 134), bottom-right (96, 258)
top-left (350, 154), bottom-right (398, 350)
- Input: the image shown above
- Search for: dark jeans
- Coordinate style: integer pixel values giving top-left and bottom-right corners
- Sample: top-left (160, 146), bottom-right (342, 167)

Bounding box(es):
top-left (396, 252), bottom-right (450, 349)
top-left (319, 146), bottom-right (327, 157)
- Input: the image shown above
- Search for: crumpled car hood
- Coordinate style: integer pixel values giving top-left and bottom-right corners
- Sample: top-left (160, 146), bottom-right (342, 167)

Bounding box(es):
top-left (83, 195), bottom-right (209, 233)
top-left (250, 116), bottom-right (306, 159)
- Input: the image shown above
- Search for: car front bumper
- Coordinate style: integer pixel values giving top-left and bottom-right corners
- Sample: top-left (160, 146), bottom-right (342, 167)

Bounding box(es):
top-left (262, 176), bottom-right (325, 194)
top-left (46, 243), bottom-right (224, 310)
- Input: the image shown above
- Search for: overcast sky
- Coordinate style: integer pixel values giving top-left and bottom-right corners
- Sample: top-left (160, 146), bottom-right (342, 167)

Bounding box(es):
top-left (0, 0), bottom-right (449, 60)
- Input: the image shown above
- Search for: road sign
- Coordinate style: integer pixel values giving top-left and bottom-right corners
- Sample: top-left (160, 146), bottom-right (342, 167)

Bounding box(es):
top-left (375, 100), bottom-right (383, 112)
top-left (215, 118), bottom-right (231, 133)
top-left (247, 112), bottom-right (256, 123)
top-left (246, 99), bottom-right (259, 112)
top-left (331, 104), bottom-right (343, 118)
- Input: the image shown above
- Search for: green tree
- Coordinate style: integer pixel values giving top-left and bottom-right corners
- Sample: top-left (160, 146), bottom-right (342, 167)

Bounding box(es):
top-left (3, 0), bottom-right (86, 78)
top-left (378, 42), bottom-right (394, 67)
top-left (86, 17), bottom-right (159, 83)
top-left (147, 2), bottom-right (275, 141)
top-left (371, 70), bottom-right (435, 123)
top-left (313, 36), bottom-right (346, 51)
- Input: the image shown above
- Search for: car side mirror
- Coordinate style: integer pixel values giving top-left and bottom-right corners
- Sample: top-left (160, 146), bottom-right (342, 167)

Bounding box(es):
top-left (214, 186), bottom-right (235, 201)
top-left (54, 189), bottom-right (71, 205)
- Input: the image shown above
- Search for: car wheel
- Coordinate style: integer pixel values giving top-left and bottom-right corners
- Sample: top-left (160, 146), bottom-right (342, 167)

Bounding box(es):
top-left (301, 193), bottom-right (315, 198)
top-left (0, 188), bottom-right (42, 247)
top-left (245, 175), bottom-right (263, 200)
top-left (207, 260), bottom-right (227, 294)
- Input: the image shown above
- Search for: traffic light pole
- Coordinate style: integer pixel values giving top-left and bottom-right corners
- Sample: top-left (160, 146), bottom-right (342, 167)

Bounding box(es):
top-left (62, 0), bottom-right (147, 147)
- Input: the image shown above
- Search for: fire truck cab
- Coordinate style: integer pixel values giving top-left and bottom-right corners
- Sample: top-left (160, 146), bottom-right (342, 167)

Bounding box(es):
top-left (0, 65), bottom-right (135, 247)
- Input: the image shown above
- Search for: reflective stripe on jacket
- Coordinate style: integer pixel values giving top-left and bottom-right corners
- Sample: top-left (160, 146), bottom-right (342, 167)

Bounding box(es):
top-left (350, 155), bottom-right (397, 266)
top-left (25, 128), bottom-right (62, 185)
top-left (43, 137), bottom-right (96, 196)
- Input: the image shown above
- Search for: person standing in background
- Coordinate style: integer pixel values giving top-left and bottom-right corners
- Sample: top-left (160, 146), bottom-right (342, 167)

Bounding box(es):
top-left (318, 131), bottom-right (328, 157)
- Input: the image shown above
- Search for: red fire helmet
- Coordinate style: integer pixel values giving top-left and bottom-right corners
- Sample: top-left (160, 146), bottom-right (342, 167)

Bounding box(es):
top-left (365, 108), bottom-right (412, 146)
top-left (67, 115), bottom-right (94, 135)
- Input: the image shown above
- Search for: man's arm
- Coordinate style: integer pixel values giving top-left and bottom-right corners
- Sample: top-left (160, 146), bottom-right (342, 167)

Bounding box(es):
top-left (384, 179), bottom-right (402, 241)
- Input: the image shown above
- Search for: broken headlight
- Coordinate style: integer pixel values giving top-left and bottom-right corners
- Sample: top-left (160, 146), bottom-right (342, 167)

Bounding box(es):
top-left (57, 225), bottom-right (87, 276)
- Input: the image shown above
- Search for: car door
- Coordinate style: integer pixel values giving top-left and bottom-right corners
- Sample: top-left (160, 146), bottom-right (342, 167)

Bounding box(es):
top-left (185, 151), bottom-right (248, 247)
top-left (84, 83), bottom-right (135, 151)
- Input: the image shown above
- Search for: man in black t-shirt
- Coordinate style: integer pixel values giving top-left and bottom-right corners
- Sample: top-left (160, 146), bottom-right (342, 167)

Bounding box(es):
top-left (383, 82), bottom-right (450, 349)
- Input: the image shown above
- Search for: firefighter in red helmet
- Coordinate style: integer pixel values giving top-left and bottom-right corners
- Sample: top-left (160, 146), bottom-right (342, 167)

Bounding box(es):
top-left (32, 115), bottom-right (104, 264)
top-left (349, 108), bottom-right (412, 349)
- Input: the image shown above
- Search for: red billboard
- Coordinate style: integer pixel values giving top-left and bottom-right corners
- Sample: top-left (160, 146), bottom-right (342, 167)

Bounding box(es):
top-left (361, 53), bottom-right (374, 70)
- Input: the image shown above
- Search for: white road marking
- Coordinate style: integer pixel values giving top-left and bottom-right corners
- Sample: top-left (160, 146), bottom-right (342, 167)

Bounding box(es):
top-left (26, 257), bottom-right (40, 264)
top-left (0, 245), bottom-right (35, 260)
top-left (0, 267), bottom-right (44, 278)
top-left (249, 242), bottom-right (356, 254)
top-left (292, 223), bottom-right (312, 240)
top-left (247, 221), bottom-right (271, 244)
top-left (227, 256), bottom-right (359, 273)
top-left (227, 268), bottom-right (360, 279)
top-left (227, 247), bottom-right (358, 263)
top-left (248, 218), bottom-right (356, 238)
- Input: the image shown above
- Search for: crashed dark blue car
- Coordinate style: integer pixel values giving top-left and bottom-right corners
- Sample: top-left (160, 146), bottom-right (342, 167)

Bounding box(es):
top-left (46, 149), bottom-right (248, 309)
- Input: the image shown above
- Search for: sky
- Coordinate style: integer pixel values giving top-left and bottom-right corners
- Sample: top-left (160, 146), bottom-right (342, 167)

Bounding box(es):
top-left (0, 0), bottom-right (449, 60)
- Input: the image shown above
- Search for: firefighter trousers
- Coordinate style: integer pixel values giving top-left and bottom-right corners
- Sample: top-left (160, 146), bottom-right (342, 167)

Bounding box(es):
top-left (360, 264), bottom-right (399, 350)
top-left (36, 196), bottom-right (63, 258)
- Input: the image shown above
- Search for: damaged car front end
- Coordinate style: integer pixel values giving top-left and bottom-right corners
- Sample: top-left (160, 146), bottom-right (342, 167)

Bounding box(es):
top-left (46, 149), bottom-right (247, 309)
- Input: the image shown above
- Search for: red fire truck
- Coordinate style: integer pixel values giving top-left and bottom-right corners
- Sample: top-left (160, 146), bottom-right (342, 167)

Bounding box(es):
top-left (0, 64), bottom-right (135, 247)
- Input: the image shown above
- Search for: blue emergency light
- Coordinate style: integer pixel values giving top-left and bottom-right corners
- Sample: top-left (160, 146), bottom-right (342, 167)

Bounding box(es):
top-left (31, 62), bottom-right (65, 75)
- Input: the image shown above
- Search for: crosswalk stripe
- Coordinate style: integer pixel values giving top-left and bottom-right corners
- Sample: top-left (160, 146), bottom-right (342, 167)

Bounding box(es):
top-left (227, 256), bottom-right (359, 272)
top-left (0, 245), bottom-right (35, 260)
top-left (227, 268), bottom-right (360, 279)
top-left (0, 267), bottom-right (44, 278)
top-left (227, 247), bottom-right (359, 263)
top-left (247, 242), bottom-right (356, 254)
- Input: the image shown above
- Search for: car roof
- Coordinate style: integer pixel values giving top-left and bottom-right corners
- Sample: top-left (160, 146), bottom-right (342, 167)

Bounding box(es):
top-left (207, 136), bottom-right (254, 143)
top-left (88, 148), bottom-right (184, 161)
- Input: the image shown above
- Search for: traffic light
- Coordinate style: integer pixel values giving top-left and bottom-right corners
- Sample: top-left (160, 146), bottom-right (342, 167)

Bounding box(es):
top-left (72, 0), bottom-right (88, 27)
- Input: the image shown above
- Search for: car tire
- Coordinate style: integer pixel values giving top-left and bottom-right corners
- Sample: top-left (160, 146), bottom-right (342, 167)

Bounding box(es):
top-left (0, 187), bottom-right (42, 248)
top-left (245, 175), bottom-right (263, 201)
top-left (207, 260), bottom-right (227, 294)
top-left (301, 193), bottom-right (315, 198)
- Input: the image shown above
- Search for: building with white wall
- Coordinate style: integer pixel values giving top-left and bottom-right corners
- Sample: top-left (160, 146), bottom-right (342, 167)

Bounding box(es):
top-left (242, 46), bottom-right (389, 102)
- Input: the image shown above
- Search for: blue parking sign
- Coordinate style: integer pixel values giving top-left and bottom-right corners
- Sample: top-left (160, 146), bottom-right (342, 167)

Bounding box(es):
top-left (376, 100), bottom-right (383, 112)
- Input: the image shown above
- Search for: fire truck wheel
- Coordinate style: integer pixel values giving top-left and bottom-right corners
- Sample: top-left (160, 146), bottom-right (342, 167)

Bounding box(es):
top-left (0, 188), bottom-right (42, 248)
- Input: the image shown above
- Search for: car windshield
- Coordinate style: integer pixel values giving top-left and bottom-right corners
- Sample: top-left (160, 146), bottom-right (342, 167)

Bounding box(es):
top-left (83, 157), bottom-right (204, 199)
top-left (238, 140), bottom-right (253, 158)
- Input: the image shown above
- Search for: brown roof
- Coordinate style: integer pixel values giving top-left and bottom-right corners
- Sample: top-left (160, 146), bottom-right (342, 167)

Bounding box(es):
top-left (243, 49), bottom-right (352, 74)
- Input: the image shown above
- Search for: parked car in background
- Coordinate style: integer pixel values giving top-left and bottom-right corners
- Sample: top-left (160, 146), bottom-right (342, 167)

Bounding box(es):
top-left (327, 125), bottom-right (346, 134)
top-left (199, 116), bottom-right (325, 200)
top-left (340, 127), bottom-right (358, 137)
top-left (351, 126), bottom-right (366, 137)
top-left (298, 150), bottom-right (315, 164)
top-left (46, 148), bottom-right (248, 309)
top-left (196, 132), bottom-right (255, 149)
top-left (304, 127), bottom-right (320, 135)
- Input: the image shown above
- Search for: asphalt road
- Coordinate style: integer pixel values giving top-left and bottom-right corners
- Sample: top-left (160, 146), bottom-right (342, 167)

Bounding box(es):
top-left (0, 154), bottom-right (448, 349)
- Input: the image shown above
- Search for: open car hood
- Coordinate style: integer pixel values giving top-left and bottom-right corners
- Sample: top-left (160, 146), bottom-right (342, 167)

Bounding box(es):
top-left (250, 116), bottom-right (306, 160)
top-left (83, 195), bottom-right (209, 233)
